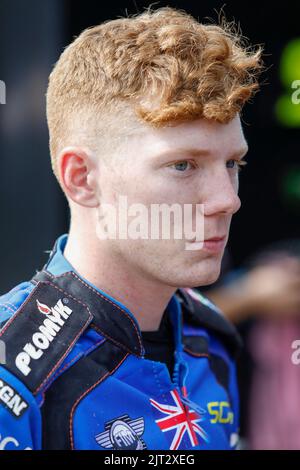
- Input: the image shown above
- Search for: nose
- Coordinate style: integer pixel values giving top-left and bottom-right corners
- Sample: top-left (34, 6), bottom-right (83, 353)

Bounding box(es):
top-left (202, 169), bottom-right (241, 217)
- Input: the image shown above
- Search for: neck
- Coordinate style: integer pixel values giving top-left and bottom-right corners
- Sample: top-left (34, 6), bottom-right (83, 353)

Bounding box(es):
top-left (63, 225), bottom-right (176, 331)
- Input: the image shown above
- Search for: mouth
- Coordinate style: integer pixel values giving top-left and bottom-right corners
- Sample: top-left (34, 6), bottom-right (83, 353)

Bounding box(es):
top-left (202, 235), bottom-right (227, 253)
top-left (204, 235), bottom-right (226, 242)
top-left (185, 234), bottom-right (227, 252)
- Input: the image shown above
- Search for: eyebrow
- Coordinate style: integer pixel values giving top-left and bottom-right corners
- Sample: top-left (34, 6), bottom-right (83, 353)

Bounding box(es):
top-left (154, 145), bottom-right (249, 160)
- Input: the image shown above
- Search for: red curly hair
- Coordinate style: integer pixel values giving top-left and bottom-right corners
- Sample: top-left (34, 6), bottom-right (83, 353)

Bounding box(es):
top-left (47, 6), bottom-right (263, 177)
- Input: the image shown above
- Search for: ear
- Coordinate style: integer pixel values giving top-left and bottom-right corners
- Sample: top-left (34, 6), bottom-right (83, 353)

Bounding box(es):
top-left (57, 146), bottom-right (99, 208)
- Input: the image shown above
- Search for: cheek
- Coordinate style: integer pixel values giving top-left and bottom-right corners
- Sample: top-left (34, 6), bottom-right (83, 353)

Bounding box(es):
top-left (125, 177), bottom-right (177, 205)
top-left (144, 177), bottom-right (201, 206)
top-left (128, 241), bottom-right (223, 287)
top-left (232, 173), bottom-right (240, 192)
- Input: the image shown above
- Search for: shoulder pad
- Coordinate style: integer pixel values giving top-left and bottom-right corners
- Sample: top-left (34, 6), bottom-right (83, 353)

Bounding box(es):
top-left (0, 279), bottom-right (93, 395)
top-left (176, 287), bottom-right (243, 357)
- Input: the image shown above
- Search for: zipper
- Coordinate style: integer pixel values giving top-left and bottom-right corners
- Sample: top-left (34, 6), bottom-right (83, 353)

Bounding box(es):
top-left (170, 295), bottom-right (206, 417)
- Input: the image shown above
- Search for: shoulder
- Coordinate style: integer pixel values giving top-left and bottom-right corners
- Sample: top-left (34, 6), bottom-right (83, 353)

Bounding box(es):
top-left (176, 287), bottom-right (242, 358)
top-left (0, 282), bottom-right (35, 330)
top-left (0, 277), bottom-right (93, 396)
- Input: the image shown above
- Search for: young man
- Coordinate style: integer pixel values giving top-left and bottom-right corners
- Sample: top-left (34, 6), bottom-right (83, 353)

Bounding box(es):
top-left (0, 7), bottom-right (262, 450)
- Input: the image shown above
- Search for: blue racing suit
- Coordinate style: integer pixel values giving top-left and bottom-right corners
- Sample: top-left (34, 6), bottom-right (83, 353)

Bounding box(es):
top-left (0, 234), bottom-right (242, 450)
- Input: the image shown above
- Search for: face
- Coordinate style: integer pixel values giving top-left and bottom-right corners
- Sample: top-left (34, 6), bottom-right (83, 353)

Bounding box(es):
top-left (94, 114), bottom-right (248, 288)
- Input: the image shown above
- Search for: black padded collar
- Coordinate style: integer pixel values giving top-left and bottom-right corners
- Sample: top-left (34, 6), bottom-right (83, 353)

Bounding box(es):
top-left (32, 270), bottom-right (145, 357)
top-left (176, 288), bottom-right (243, 357)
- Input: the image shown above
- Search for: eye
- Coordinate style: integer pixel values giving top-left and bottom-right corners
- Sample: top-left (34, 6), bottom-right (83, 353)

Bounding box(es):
top-left (170, 160), bottom-right (194, 172)
top-left (226, 159), bottom-right (247, 172)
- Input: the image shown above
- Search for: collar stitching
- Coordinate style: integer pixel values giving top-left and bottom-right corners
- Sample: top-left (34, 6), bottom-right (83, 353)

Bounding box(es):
top-left (91, 323), bottom-right (143, 357)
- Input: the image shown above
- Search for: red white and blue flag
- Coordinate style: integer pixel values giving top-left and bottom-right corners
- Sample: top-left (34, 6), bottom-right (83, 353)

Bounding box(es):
top-left (150, 388), bottom-right (209, 450)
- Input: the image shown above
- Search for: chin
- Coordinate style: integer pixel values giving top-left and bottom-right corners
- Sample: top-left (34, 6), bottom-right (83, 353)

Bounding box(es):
top-left (185, 274), bottom-right (220, 288)
top-left (196, 271), bottom-right (220, 287)
top-left (167, 265), bottom-right (221, 289)
top-left (183, 255), bottom-right (222, 287)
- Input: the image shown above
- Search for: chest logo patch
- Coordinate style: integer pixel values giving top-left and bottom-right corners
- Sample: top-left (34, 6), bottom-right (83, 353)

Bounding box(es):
top-left (150, 389), bottom-right (209, 450)
top-left (95, 414), bottom-right (147, 450)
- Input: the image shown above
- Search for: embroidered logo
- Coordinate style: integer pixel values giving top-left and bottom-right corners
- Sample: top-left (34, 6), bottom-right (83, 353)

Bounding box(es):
top-left (95, 414), bottom-right (147, 450)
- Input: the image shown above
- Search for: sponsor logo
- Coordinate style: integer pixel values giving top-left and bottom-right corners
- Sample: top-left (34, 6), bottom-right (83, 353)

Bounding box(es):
top-left (15, 298), bottom-right (73, 376)
top-left (150, 389), bottom-right (208, 450)
top-left (0, 434), bottom-right (31, 450)
top-left (207, 401), bottom-right (234, 424)
top-left (95, 414), bottom-right (147, 450)
top-left (0, 379), bottom-right (28, 418)
top-left (36, 300), bottom-right (54, 315)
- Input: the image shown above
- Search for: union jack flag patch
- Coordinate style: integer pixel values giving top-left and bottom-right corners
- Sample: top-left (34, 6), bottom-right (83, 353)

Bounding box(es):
top-left (150, 389), bottom-right (209, 450)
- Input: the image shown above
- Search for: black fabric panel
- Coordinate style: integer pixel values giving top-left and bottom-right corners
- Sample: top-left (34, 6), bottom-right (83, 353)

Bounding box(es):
top-left (0, 281), bottom-right (92, 394)
top-left (41, 340), bottom-right (127, 450)
top-left (141, 308), bottom-right (175, 377)
top-left (183, 335), bottom-right (209, 355)
top-left (177, 288), bottom-right (243, 358)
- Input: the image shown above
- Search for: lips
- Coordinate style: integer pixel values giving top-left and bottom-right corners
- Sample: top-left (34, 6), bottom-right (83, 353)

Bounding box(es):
top-left (202, 235), bottom-right (227, 253)
top-left (204, 235), bottom-right (226, 242)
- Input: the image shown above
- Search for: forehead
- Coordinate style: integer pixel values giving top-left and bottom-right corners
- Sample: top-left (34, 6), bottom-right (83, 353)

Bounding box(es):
top-left (126, 114), bottom-right (247, 159)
